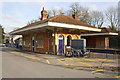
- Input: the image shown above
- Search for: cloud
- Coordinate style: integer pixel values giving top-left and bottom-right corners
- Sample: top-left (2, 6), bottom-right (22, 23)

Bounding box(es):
top-left (39, 0), bottom-right (46, 7)
top-left (0, 14), bottom-right (25, 33)
top-left (2, 23), bottom-right (25, 33)
top-left (53, 6), bottom-right (63, 12)
top-left (1, 14), bottom-right (23, 24)
top-left (25, 0), bottom-right (46, 8)
top-left (54, 6), bottom-right (61, 9)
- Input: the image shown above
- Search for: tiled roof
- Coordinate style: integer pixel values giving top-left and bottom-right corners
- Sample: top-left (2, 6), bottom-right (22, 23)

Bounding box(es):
top-left (100, 28), bottom-right (116, 33)
top-left (11, 14), bottom-right (98, 33)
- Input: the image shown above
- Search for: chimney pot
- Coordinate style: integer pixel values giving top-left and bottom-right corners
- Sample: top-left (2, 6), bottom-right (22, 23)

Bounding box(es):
top-left (72, 11), bottom-right (78, 20)
top-left (41, 7), bottom-right (47, 20)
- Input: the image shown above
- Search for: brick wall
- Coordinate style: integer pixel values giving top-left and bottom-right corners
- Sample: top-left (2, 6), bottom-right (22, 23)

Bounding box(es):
top-left (82, 36), bottom-right (96, 48)
top-left (22, 31), bottom-right (53, 53)
top-left (96, 36), bottom-right (105, 48)
top-left (22, 34), bottom-right (32, 51)
top-left (35, 32), bottom-right (53, 53)
top-left (82, 36), bottom-right (109, 48)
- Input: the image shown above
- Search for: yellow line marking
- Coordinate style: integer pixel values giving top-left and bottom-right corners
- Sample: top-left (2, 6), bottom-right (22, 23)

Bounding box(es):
top-left (9, 52), bottom-right (40, 61)
top-left (9, 52), bottom-right (23, 56)
top-left (82, 57), bottom-right (119, 63)
top-left (82, 58), bottom-right (100, 63)
top-left (73, 66), bottom-right (85, 69)
top-left (57, 59), bottom-right (69, 65)
top-left (96, 58), bottom-right (119, 63)
top-left (91, 69), bottom-right (104, 73)
top-left (23, 55), bottom-right (31, 58)
top-left (103, 64), bottom-right (116, 67)
top-left (46, 60), bottom-right (50, 64)
top-left (67, 58), bottom-right (93, 67)
top-left (10, 52), bottom-right (15, 53)
top-left (23, 55), bottom-right (40, 61)
top-left (115, 76), bottom-right (120, 78)
top-left (80, 58), bottom-right (116, 67)
top-left (30, 57), bottom-right (40, 61)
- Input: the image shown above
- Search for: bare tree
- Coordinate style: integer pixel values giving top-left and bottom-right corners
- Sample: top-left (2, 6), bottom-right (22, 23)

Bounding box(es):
top-left (52, 9), bottom-right (56, 16)
top-left (118, 1), bottom-right (120, 31)
top-left (47, 10), bottom-right (52, 18)
top-left (79, 7), bottom-right (90, 23)
top-left (58, 8), bottom-right (64, 14)
top-left (69, 2), bottom-right (90, 23)
top-left (27, 19), bottom-right (39, 26)
top-left (89, 11), bottom-right (104, 28)
top-left (0, 24), bottom-right (5, 43)
top-left (69, 2), bottom-right (81, 15)
top-left (66, 9), bottom-right (72, 17)
top-left (47, 8), bottom-right (64, 17)
top-left (105, 6), bottom-right (118, 31)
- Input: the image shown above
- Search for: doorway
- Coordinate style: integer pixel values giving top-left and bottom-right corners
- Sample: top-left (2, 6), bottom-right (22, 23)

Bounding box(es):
top-left (67, 35), bottom-right (72, 46)
top-left (32, 36), bottom-right (34, 52)
top-left (58, 35), bottom-right (64, 54)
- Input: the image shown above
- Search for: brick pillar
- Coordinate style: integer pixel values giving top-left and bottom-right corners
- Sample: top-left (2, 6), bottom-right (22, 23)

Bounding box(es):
top-left (105, 37), bottom-right (109, 48)
top-left (53, 29), bottom-right (57, 55)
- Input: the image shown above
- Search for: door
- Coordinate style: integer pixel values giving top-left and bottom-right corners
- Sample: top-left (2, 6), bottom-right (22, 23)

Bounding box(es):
top-left (58, 35), bottom-right (64, 54)
top-left (58, 39), bottom-right (64, 54)
top-left (32, 37), bottom-right (34, 52)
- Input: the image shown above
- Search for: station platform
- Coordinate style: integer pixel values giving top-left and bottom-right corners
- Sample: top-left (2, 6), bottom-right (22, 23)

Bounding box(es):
top-left (87, 48), bottom-right (120, 54)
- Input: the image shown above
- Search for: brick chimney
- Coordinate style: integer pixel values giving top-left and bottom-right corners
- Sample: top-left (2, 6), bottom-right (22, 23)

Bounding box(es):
top-left (41, 7), bottom-right (47, 20)
top-left (72, 11), bottom-right (78, 20)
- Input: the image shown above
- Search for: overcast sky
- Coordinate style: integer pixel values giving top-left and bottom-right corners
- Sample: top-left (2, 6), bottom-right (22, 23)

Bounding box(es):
top-left (0, 0), bottom-right (119, 33)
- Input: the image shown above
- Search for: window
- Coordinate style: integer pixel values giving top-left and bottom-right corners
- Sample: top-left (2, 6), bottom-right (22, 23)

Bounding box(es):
top-left (24, 36), bottom-right (30, 47)
top-left (37, 36), bottom-right (44, 48)
top-left (59, 35), bottom-right (64, 39)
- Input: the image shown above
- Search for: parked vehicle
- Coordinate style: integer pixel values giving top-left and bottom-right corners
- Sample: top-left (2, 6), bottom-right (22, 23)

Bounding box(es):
top-left (0, 43), bottom-right (6, 47)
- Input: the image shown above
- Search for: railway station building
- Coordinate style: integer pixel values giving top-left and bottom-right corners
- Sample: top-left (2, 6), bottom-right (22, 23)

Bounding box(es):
top-left (10, 8), bottom-right (118, 55)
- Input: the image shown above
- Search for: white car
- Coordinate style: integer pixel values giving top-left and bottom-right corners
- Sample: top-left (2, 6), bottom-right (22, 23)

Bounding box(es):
top-left (0, 43), bottom-right (6, 47)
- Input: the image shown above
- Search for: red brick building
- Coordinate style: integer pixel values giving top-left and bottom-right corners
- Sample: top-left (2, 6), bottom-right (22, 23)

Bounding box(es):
top-left (10, 8), bottom-right (118, 55)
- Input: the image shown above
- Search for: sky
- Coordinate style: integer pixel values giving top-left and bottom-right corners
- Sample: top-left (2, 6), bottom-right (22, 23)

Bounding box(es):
top-left (0, 0), bottom-right (119, 33)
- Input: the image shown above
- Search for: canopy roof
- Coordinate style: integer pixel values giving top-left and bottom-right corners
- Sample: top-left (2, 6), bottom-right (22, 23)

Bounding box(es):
top-left (81, 32), bottom-right (118, 36)
top-left (10, 14), bottom-right (102, 34)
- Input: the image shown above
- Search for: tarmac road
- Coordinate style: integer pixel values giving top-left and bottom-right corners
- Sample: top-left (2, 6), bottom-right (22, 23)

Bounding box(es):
top-left (1, 47), bottom-right (112, 78)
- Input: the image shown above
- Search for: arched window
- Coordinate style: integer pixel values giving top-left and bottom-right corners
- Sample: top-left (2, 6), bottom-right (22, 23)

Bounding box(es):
top-left (59, 35), bottom-right (64, 39)
top-left (67, 35), bottom-right (72, 46)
